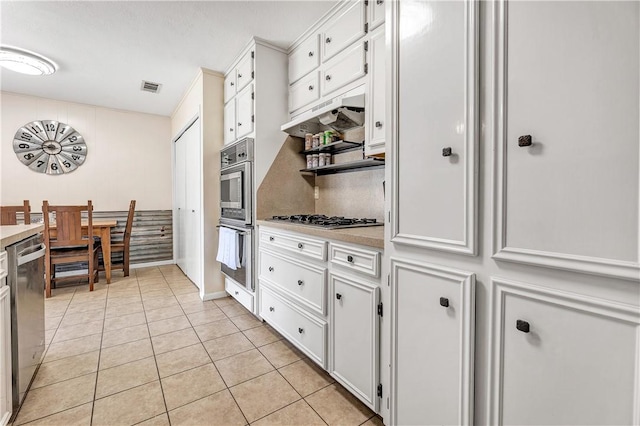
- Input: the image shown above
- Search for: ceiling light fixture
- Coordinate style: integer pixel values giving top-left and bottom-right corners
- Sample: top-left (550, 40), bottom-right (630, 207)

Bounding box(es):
top-left (0, 46), bottom-right (57, 76)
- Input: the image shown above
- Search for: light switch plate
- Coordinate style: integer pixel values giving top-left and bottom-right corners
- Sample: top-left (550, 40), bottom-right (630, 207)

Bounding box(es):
top-left (314, 186), bottom-right (319, 199)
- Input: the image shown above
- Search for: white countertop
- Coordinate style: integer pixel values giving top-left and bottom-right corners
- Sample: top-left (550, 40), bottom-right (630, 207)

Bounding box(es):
top-left (0, 224), bottom-right (44, 251)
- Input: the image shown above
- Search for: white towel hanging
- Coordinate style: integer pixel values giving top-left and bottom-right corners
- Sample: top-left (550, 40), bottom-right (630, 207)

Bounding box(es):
top-left (216, 227), bottom-right (238, 270)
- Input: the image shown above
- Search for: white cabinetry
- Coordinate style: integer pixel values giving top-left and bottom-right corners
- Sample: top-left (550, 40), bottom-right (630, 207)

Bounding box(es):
top-left (368, 0), bottom-right (385, 31)
top-left (288, 34), bottom-right (320, 85)
top-left (235, 84), bottom-right (254, 140)
top-left (365, 24), bottom-right (385, 156)
top-left (288, 72), bottom-right (320, 114)
top-left (0, 285), bottom-right (10, 426)
top-left (322, 0), bottom-right (366, 62)
top-left (223, 101), bottom-right (235, 145)
top-left (321, 42), bottom-right (367, 98)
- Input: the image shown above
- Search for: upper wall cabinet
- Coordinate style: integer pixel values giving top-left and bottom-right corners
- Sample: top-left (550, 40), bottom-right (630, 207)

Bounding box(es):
top-left (368, 0), bottom-right (385, 31)
top-left (391, 0), bottom-right (478, 255)
top-left (289, 34), bottom-right (320, 85)
top-left (322, 0), bottom-right (367, 62)
top-left (492, 0), bottom-right (640, 280)
top-left (364, 24), bottom-right (385, 157)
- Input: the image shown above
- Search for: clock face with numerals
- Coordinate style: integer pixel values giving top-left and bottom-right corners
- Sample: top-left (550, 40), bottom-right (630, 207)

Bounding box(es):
top-left (13, 120), bottom-right (87, 175)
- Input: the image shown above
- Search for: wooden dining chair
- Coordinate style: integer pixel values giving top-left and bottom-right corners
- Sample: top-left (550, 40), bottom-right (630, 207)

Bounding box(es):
top-left (100, 200), bottom-right (136, 277)
top-left (0, 200), bottom-right (31, 225)
top-left (42, 200), bottom-right (100, 298)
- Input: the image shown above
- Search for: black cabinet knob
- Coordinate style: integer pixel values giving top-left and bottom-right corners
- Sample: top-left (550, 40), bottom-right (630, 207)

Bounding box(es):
top-left (326, 75), bottom-right (332, 81)
top-left (297, 280), bottom-right (303, 286)
top-left (308, 51), bottom-right (314, 57)
top-left (268, 266), bottom-right (274, 272)
top-left (375, 121), bottom-right (383, 128)
top-left (308, 85), bottom-right (314, 91)
top-left (518, 135), bottom-right (532, 147)
top-left (230, 82), bottom-right (234, 86)
top-left (336, 293), bottom-right (342, 300)
top-left (298, 327), bottom-right (304, 334)
top-left (347, 255), bottom-right (354, 263)
top-left (442, 147), bottom-right (452, 157)
top-left (516, 320), bottom-right (530, 333)
top-left (297, 243), bottom-right (304, 249)
top-left (326, 37), bottom-right (332, 43)
top-left (269, 306), bottom-right (274, 312)
top-left (238, 122), bottom-right (242, 126)
top-left (377, 0), bottom-right (383, 4)
top-left (238, 73), bottom-right (242, 78)
top-left (229, 128), bottom-right (234, 132)
top-left (234, 291), bottom-right (239, 296)
top-left (439, 297), bottom-right (449, 307)
top-left (269, 236), bottom-right (274, 241)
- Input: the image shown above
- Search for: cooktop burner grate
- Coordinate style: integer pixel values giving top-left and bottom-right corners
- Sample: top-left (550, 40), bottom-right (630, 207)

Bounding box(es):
top-left (267, 214), bottom-right (383, 229)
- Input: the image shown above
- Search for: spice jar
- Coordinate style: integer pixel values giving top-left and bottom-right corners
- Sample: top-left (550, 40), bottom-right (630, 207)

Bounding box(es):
top-left (304, 133), bottom-right (313, 151)
top-left (311, 154), bottom-right (319, 168)
top-left (306, 155), bottom-right (313, 169)
top-left (312, 134), bottom-right (320, 148)
top-left (318, 153), bottom-right (326, 167)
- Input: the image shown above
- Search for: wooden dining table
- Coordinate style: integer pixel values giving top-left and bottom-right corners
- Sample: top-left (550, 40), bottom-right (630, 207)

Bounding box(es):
top-left (49, 219), bottom-right (118, 284)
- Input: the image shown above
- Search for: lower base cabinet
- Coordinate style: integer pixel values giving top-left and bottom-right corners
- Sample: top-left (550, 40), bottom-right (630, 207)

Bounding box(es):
top-left (225, 278), bottom-right (254, 313)
top-left (330, 272), bottom-right (380, 411)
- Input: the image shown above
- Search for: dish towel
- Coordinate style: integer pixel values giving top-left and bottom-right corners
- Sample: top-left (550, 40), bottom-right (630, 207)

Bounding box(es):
top-left (216, 227), bottom-right (238, 270)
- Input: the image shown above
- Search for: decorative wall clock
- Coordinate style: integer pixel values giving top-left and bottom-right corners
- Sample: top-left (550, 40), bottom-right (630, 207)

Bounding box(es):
top-left (13, 120), bottom-right (87, 175)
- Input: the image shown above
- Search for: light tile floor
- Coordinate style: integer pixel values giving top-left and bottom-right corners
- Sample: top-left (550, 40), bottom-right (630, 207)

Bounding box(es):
top-left (12, 265), bottom-right (382, 426)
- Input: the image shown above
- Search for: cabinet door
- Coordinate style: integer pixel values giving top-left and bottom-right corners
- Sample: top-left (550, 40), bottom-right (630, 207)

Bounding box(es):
top-left (236, 84), bottom-right (254, 139)
top-left (289, 34), bottom-right (320, 85)
top-left (224, 72), bottom-right (236, 104)
top-left (391, 259), bottom-right (475, 425)
top-left (492, 1), bottom-right (639, 280)
top-left (236, 50), bottom-right (254, 93)
top-left (183, 119), bottom-right (201, 288)
top-left (368, 0), bottom-right (385, 30)
top-left (223, 100), bottom-right (236, 145)
top-left (321, 42), bottom-right (366, 97)
top-left (322, 0), bottom-right (366, 62)
top-left (365, 25), bottom-right (385, 156)
top-left (0, 286), bottom-right (11, 426)
top-left (330, 273), bottom-right (379, 410)
top-left (489, 278), bottom-right (640, 425)
top-left (392, 0), bottom-right (478, 255)
top-left (289, 71), bottom-right (320, 114)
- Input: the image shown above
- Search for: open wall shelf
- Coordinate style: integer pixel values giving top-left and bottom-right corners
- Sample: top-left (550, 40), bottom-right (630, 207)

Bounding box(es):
top-left (300, 158), bottom-right (385, 176)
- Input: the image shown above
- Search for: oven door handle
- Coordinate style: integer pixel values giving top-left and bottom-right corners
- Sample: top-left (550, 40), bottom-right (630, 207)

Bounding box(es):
top-left (217, 224), bottom-right (252, 234)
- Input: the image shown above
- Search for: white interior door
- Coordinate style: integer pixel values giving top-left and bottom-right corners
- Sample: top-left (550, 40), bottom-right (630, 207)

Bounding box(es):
top-left (175, 133), bottom-right (187, 273)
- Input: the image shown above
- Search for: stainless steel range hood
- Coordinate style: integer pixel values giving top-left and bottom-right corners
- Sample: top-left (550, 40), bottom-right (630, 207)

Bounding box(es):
top-left (281, 88), bottom-right (365, 137)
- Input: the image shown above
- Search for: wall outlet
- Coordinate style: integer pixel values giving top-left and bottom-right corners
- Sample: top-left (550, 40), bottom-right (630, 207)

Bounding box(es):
top-left (314, 186), bottom-right (319, 199)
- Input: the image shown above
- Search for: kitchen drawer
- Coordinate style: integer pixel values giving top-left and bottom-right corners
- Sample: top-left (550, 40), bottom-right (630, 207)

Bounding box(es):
top-left (224, 72), bottom-right (236, 104)
top-left (225, 277), bottom-right (254, 313)
top-left (289, 33), bottom-right (320, 84)
top-left (260, 228), bottom-right (327, 261)
top-left (260, 284), bottom-right (327, 368)
top-left (259, 249), bottom-right (327, 316)
top-left (321, 42), bottom-right (366, 97)
top-left (322, 0), bottom-right (366, 62)
top-left (235, 50), bottom-right (254, 92)
top-left (330, 243), bottom-right (380, 278)
top-left (289, 71), bottom-right (320, 114)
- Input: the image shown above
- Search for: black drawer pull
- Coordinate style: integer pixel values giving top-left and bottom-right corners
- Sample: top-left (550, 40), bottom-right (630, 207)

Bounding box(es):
top-left (442, 147), bottom-right (452, 157)
top-left (238, 73), bottom-right (242, 78)
top-left (325, 37), bottom-right (331, 43)
top-left (308, 51), bottom-right (314, 57)
top-left (347, 255), bottom-right (354, 263)
top-left (297, 243), bottom-right (304, 249)
top-left (375, 121), bottom-right (383, 128)
top-left (230, 82), bottom-right (234, 86)
top-left (516, 320), bottom-right (530, 333)
top-left (298, 327), bottom-right (304, 334)
top-left (234, 291), bottom-right (239, 296)
top-left (325, 75), bottom-right (331, 81)
top-left (518, 135), bottom-right (532, 147)
top-left (308, 85), bottom-right (314, 91)
top-left (439, 297), bottom-right (449, 307)
top-left (269, 236), bottom-right (274, 241)
top-left (269, 306), bottom-right (274, 312)
top-left (268, 266), bottom-right (274, 272)
top-left (336, 293), bottom-right (342, 300)
top-left (297, 280), bottom-right (303, 286)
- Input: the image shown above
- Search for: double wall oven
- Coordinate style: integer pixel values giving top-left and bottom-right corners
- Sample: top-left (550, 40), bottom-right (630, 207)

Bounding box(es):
top-left (219, 138), bottom-right (254, 292)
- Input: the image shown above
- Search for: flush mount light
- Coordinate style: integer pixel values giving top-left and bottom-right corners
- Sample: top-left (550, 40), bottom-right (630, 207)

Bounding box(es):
top-left (0, 46), bottom-right (57, 76)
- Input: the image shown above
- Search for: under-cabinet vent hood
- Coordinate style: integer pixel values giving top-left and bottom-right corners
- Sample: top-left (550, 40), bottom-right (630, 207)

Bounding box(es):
top-left (281, 90), bottom-right (365, 137)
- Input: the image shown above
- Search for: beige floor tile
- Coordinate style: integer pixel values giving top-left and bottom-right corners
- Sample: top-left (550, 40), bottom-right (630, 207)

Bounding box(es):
top-left (144, 305), bottom-right (185, 322)
top-left (20, 402), bottom-right (93, 426)
top-left (103, 311), bottom-right (147, 332)
top-left (202, 332), bottom-right (254, 361)
top-left (230, 370), bottom-right (300, 423)
top-left (151, 328), bottom-right (200, 354)
top-left (155, 344), bottom-right (211, 378)
top-left (44, 315), bottom-right (63, 331)
top-left (136, 413), bottom-right (170, 426)
top-left (44, 305), bottom-right (68, 317)
top-left (95, 356), bottom-right (158, 398)
top-left (258, 340), bottom-right (302, 368)
top-left (105, 301), bottom-right (144, 318)
top-left (176, 293), bottom-right (202, 305)
top-left (139, 282), bottom-right (171, 291)
top-left (143, 296), bottom-right (179, 311)
top-left (14, 373), bottom-right (96, 425)
top-left (194, 318), bottom-right (239, 342)
top-left (65, 300), bottom-right (106, 315)
top-left (161, 363), bottom-right (226, 410)
top-left (101, 323), bottom-right (149, 348)
top-left (186, 308), bottom-right (226, 326)
top-left (179, 300), bottom-right (218, 315)
top-left (99, 338), bottom-right (154, 370)
top-left (213, 297), bottom-right (239, 307)
top-left (230, 313), bottom-right (263, 331)
top-left (92, 380), bottom-right (165, 426)
top-left (243, 325), bottom-right (282, 347)
top-left (168, 389), bottom-right (246, 426)
top-left (170, 285), bottom-right (198, 295)
top-left (278, 359), bottom-right (335, 397)
top-left (305, 383), bottom-right (373, 426)
top-left (362, 415), bottom-right (384, 426)
top-left (32, 351), bottom-right (99, 389)
top-left (105, 295), bottom-right (142, 307)
top-left (44, 334), bottom-right (102, 363)
top-left (59, 309), bottom-right (104, 328)
top-left (48, 286), bottom-right (76, 300)
top-left (148, 314), bottom-right (191, 337)
top-left (52, 319), bottom-right (103, 343)
top-left (215, 349), bottom-right (274, 387)
top-left (220, 303), bottom-right (251, 318)
top-left (251, 399), bottom-right (326, 426)
top-left (45, 329), bottom-right (55, 345)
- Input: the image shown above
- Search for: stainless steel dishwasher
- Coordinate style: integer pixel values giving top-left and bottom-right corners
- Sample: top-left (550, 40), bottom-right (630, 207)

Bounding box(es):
top-left (6, 234), bottom-right (45, 413)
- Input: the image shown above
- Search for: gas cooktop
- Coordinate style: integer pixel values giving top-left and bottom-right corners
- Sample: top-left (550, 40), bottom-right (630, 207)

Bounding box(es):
top-left (267, 214), bottom-right (383, 229)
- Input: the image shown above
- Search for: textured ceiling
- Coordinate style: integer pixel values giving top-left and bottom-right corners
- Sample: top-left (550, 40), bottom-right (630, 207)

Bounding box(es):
top-left (0, 1), bottom-right (337, 116)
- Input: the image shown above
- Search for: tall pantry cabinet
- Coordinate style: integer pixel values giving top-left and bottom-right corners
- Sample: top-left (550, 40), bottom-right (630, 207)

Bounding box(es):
top-left (384, 1), bottom-right (640, 425)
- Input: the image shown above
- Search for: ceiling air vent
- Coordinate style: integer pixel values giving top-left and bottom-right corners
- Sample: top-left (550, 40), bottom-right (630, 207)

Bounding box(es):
top-left (140, 80), bottom-right (162, 94)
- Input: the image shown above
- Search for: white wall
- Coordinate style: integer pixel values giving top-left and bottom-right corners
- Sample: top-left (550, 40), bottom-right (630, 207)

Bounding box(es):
top-left (1, 92), bottom-right (172, 211)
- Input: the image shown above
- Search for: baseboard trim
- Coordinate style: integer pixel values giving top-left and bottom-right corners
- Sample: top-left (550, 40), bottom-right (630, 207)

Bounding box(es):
top-left (202, 290), bottom-right (229, 301)
top-left (131, 260), bottom-right (175, 269)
